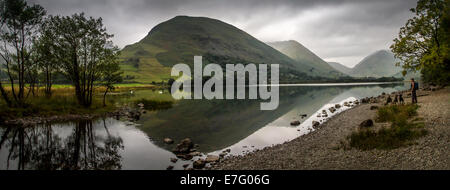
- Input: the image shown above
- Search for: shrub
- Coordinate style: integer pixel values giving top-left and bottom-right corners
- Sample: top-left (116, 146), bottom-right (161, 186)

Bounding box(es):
top-left (348, 104), bottom-right (427, 150)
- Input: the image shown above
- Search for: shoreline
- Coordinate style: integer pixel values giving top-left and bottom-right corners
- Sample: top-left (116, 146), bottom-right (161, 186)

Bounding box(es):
top-left (211, 87), bottom-right (449, 170)
top-left (1, 105), bottom-right (144, 127)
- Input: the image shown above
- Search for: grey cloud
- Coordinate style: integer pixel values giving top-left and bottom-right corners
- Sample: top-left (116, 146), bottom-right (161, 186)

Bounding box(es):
top-left (27, 0), bottom-right (418, 67)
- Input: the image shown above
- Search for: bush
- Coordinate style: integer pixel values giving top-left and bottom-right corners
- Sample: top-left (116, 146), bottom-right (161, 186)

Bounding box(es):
top-left (348, 104), bottom-right (427, 150)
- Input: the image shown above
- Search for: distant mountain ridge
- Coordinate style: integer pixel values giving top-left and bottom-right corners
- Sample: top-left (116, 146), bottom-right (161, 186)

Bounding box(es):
top-left (349, 50), bottom-right (402, 78)
top-left (327, 62), bottom-right (352, 75)
top-left (267, 40), bottom-right (344, 78)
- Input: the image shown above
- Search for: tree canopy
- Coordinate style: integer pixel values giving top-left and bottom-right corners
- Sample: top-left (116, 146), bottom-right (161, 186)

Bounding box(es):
top-left (390, 0), bottom-right (450, 85)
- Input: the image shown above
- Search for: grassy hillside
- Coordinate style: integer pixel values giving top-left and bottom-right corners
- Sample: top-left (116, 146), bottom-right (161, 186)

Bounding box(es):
top-left (267, 40), bottom-right (344, 78)
top-left (327, 62), bottom-right (352, 75)
top-left (350, 50), bottom-right (403, 78)
top-left (120, 16), bottom-right (333, 83)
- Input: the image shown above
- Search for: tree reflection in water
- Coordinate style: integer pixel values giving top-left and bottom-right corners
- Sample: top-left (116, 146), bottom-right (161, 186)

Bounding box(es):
top-left (0, 119), bottom-right (124, 170)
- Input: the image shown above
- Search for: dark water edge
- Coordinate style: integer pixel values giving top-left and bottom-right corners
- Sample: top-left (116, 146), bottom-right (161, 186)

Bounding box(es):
top-left (0, 82), bottom-right (409, 170)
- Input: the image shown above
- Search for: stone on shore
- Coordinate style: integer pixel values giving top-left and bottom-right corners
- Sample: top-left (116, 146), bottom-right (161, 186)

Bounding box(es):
top-left (329, 107), bottom-right (336, 113)
top-left (290, 120), bottom-right (301, 126)
top-left (176, 154), bottom-right (193, 160)
top-left (359, 119), bottom-right (374, 128)
top-left (173, 138), bottom-right (194, 153)
top-left (205, 155), bottom-right (220, 163)
top-left (312, 121), bottom-right (320, 128)
top-left (193, 159), bottom-right (206, 169)
top-left (164, 138), bottom-right (174, 144)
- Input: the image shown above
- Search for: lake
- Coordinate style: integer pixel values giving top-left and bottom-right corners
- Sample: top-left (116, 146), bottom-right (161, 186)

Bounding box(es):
top-left (0, 82), bottom-right (409, 170)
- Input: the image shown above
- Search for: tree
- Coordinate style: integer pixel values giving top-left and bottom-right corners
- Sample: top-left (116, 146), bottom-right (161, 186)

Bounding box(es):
top-left (100, 56), bottom-right (123, 107)
top-left (46, 13), bottom-right (119, 107)
top-left (32, 18), bottom-right (58, 97)
top-left (0, 0), bottom-right (46, 106)
top-left (390, 0), bottom-right (450, 85)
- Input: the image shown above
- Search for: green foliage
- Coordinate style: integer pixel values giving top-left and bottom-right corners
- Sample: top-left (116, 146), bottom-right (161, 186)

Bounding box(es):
top-left (376, 104), bottom-right (419, 123)
top-left (45, 13), bottom-right (120, 107)
top-left (390, 0), bottom-right (450, 85)
top-left (0, 0), bottom-right (46, 106)
top-left (348, 104), bottom-right (426, 150)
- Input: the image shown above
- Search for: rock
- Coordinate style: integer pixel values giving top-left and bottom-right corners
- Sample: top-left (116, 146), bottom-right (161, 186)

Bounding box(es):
top-left (312, 121), bottom-right (320, 128)
top-left (354, 100), bottom-right (359, 105)
top-left (300, 114), bottom-right (307, 118)
top-left (290, 120), bottom-right (301, 126)
top-left (382, 92), bottom-right (386, 95)
top-left (361, 98), bottom-right (369, 104)
top-left (193, 159), bottom-right (206, 169)
top-left (224, 149), bottom-right (231, 153)
top-left (322, 114), bottom-right (328, 117)
top-left (329, 107), bottom-right (336, 113)
top-left (189, 152), bottom-right (202, 157)
top-left (166, 166), bottom-right (174, 170)
top-left (343, 102), bottom-right (350, 107)
top-left (205, 155), bottom-right (220, 163)
top-left (173, 138), bottom-right (194, 153)
top-left (322, 110), bottom-right (327, 114)
top-left (164, 138), bottom-right (174, 144)
top-left (176, 154), bottom-right (193, 160)
top-left (317, 113), bottom-right (322, 117)
top-left (335, 104), bottom-right (341, 109)
top-left (370, 106), bottom-right (379, 110)
top-left (219, 153), bottom-right (227, 158)
top-left (170, 158), bottom-right (178, 163)
top-left (359, 119), bottom-right (374, 128)
top-left (182, 164), bottom-right (189, 168)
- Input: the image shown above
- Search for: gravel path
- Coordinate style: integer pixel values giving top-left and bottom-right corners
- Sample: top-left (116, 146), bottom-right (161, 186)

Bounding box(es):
top-left (212, 87), bottom-right (450, 170)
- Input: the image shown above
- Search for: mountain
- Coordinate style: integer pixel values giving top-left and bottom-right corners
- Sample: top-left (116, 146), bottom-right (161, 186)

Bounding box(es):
top-left (120, 16), bottom-right (336, 83)
top-left (350, 50), bottom-right (402, 78)
top-left (327, 62), bottom-right (352, 75)
top-left (267, 40), bottom-right (344, 77)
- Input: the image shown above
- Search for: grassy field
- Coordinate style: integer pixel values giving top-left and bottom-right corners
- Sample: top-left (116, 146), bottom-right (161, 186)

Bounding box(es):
top-left (0, 83), bottom-right (167, 120)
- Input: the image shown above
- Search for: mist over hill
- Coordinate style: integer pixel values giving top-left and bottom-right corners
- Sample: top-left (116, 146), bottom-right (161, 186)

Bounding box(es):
top-left (327, 62), bottom-right (352, 75)
top-left (349, 50), bottom-right (403, 78)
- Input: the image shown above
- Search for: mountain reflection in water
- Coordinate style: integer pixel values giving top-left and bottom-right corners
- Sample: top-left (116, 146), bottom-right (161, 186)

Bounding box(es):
top-left (0, 83), bottom-right (408, 170)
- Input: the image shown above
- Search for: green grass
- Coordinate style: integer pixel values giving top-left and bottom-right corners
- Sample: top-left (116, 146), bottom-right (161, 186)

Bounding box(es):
top-left (0, 95), bottom-right (116, 119)
top-left (347, 104), bottom-right (427, 150)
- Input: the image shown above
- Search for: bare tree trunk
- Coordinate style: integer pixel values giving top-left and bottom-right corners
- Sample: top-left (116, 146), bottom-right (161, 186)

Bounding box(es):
top-left (103, 88), bottom-right (109, 107)
top-left (0, 82), bottom-right (11, 107)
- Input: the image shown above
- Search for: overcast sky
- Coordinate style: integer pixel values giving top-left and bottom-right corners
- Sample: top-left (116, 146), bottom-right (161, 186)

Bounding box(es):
top-left (28, 0), bottom-right (417, 68)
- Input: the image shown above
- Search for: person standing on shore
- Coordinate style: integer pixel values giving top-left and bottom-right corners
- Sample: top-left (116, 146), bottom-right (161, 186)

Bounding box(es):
top-left (410, 78), bottom-right (418, 103)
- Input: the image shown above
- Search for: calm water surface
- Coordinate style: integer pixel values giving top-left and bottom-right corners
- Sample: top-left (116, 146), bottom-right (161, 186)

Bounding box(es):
top-left (0, 82), bottom-right (409, 170)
